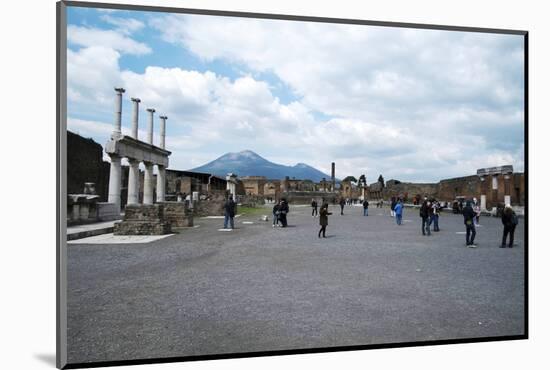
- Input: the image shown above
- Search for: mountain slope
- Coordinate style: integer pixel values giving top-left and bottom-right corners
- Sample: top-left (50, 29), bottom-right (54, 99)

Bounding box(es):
top-left (190, 150), bottom-right (332, 182)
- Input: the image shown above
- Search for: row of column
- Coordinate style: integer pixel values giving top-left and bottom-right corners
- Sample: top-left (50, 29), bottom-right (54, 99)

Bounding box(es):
top-left (108, 88), bottom-right (168, 212)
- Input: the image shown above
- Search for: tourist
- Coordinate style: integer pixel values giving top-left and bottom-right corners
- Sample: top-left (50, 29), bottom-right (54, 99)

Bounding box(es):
top-left (339, 198), bottom-right (345, 215)
top-left (390, 197), bottom-right (397, 217)
top-left (279, 199), bottom-right (289, 227)
top-left (394, 200), bottom-right (403, 225)
top-left (311, 198), bottom-right (318, 217)
top-left (318, 203), bottom-right (332, 238)
top-left (272, 201), bottom-right (281, 228)
top-left (501, 204), bottom-right (518, 248)
top-left (420, 200), bottom-right (431, 236)
top-left (462, 200), bottom-right (477, 247)
top-left (432, 200), bottom-right (441, 232)
top-left (223, 195), bottom-right (236, 230)
top-left (473, 202), bottom-right (481, 226)
top-left (362, 198), bottom-right (369, 216)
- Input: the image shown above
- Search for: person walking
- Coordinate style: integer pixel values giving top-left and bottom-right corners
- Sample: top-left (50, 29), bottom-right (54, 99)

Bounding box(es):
top-left (473, 202), bottom-right (481, 226)
top-left (394, 200), bottom-right (404, 225)
top-left (311, 198), bottom-right (318, 217)
top-left (420, 200), bottom-right (431, 236)
top-left (279, 199), bottom-right (289, 227)
top-left (223, 195), bottom-right (236, 230)
top-left (318, 203), bottom-right (332, 238)
top-left (501, 204), bottom-right (518, 248)
top-left (362, 199), bottom-right (369, 216)
top-left (390, 197), bottom-right (397, 217)
top-left (272, 200), bottom-right (281, 228)
top-left (462, 200), bottom-right (477, 247)
top-left (432, 200), bottom-right (441, 232)
top-left (339, 198), bottom-right (345, 215)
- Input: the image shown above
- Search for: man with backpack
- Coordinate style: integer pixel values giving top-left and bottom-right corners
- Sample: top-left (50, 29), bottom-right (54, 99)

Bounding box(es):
top-left (419, 199), bottom-right (431, 236)
top-left (501, 204), bottom-right (518, 248)
top-left (462, 200), bottom-right (477, 247)
top-left (362, 199), bottom-right (369, 216)
top-left (223, 195), bottom-right (236, 230)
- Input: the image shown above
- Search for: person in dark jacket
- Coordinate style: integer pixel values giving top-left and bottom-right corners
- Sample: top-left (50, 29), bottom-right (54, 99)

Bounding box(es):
top-left (462, 200), bottom-right (477, 247)
top-left (339, 198), bottom-right (345, 215)
top-left (318, 203), bottom-right (332, 238)
top-left (419, 200), bottom-right (431, 236)
top-left (272, 201), bottom-right (281, 228)
top-left (223, 196), bottom-right (236, 229)
top-left (390, 197), bottom-right (397, 217)
top-left (362, 199), bottom-right (369, 216)
top-left (311, 198), bottom-right (318, 217)
top-left (279, 199), bottom-right (289, 227)
top-left (501, 205), bottom-right (518, 248)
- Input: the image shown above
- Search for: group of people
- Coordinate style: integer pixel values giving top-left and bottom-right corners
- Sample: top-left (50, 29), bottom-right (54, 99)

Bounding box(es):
top-left (226, 193), bottom-right (520, 248)
top-left (418, 198), bottom-right (442, 235)
top-left (272, 199), bottom-right (290, 228)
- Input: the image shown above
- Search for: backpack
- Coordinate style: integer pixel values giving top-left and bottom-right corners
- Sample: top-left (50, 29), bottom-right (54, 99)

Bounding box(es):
top-left (511, 212), bottom-right (519, 226)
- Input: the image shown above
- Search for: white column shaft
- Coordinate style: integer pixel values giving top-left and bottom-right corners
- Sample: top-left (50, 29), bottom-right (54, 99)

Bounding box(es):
top-left (156, 165), bottom-right (166, 202)
top-left (147, 110), bottom-right (155, 145)
top-left (108, 155), bottom-right (122, 213)
top-left (131, 99), bottom-right (140, 139)
top-left (127, 159), bottom-right (140, 205)
top-left (160, 118), bottom-right (166, 149)
top-left (143, 163), bottom-right (154, 204)
top-left (113, 88), bottom-right (124, 137)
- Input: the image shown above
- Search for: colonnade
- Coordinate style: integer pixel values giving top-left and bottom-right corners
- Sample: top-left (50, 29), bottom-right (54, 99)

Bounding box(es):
top-left (107, 87), bottom-right (170, 212)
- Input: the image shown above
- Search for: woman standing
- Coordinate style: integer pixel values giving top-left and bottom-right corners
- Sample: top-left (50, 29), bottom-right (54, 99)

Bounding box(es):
top-left (319, 203), bottom-right (332, 238)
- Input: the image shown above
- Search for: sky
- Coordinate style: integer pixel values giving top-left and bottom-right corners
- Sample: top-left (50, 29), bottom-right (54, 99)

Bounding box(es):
top-left (66, 6), bottom-right (525, 183)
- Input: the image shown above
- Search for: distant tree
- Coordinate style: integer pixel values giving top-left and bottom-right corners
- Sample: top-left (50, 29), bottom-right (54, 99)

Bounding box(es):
top-left (342, 176), bottom-right (358, 183)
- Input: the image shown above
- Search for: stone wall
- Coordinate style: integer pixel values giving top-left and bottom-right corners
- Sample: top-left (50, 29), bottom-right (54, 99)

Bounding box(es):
top-left (382, 181), bottom-right (439, 201)
top-left (67, 131), bottom-right (110, 201)
top-left (114, 204), bottom-right (171, 235)
top-left (159, 201), bottom-right (193, 229)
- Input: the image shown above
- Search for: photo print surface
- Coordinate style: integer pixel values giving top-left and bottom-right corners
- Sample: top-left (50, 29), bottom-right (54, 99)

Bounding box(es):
top-left (61, 3), bottom-right (526, 367)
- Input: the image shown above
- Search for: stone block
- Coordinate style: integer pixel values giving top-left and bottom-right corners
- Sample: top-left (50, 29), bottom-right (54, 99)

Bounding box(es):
top-left (114, 204), bottom-right (171, 235)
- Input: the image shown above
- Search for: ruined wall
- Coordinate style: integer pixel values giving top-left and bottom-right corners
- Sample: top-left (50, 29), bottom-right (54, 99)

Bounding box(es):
top-left (67, 131), bottom-right (110, 200)
top-left (382, 182), bottom-right (438, 200)
top-left (438, 175), bottom-right (481, 202)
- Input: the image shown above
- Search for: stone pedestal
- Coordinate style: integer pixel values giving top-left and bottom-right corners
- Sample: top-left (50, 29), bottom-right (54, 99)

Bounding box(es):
top-left (114, 204), bottom-right (171, 235)
top-left (160, 201), bottom-right (194, 230)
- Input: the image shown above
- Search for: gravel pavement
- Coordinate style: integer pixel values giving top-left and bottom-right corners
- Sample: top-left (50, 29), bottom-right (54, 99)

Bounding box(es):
top-left (67, 203), bottom-right (525, 364)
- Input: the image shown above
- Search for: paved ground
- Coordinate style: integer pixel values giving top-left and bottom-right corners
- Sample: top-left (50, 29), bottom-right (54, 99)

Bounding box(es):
top-left (66, 204), bottom-right (525, 364)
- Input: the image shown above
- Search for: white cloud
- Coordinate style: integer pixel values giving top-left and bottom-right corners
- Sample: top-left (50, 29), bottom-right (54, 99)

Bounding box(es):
top-left (66, 13), bottom-right (525, 182)
top-left (68, 25), bottom-right (151, 55)
top-left (100, 15), bottom-right (145, 35)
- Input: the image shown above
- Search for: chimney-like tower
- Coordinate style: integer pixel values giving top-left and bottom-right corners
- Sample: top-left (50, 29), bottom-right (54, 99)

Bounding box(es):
top-left (331, 162), bottom-right (336, 191)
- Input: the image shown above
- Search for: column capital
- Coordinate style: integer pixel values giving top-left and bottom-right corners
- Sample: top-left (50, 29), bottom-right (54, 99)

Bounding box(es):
top-left (146, 108), bottom-right (156, 113)
top-left (114, 87), bottom-right (126, 94)
top-left (131, 97), bottom-right (141, 103)
top-left (159, 115), bottom-right (168, 120)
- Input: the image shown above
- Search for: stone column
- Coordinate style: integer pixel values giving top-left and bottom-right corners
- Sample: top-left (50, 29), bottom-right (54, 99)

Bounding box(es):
top-left (146, 108), bottom-right (155, 145)
top-left (156, 165), bottom-right (166, 202)
top-left (159, 115), bottom-right (167, 149)
top-left (131, 98), bottom-right (141, 140)
top-left (143, 162), bottom-right (154, 204)
top-left (127, 158), bottom-right (140, 205)
top-left (108, 154), bottom-right (122, 212)
top-left (113, 87), bottom-right (125, 138)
